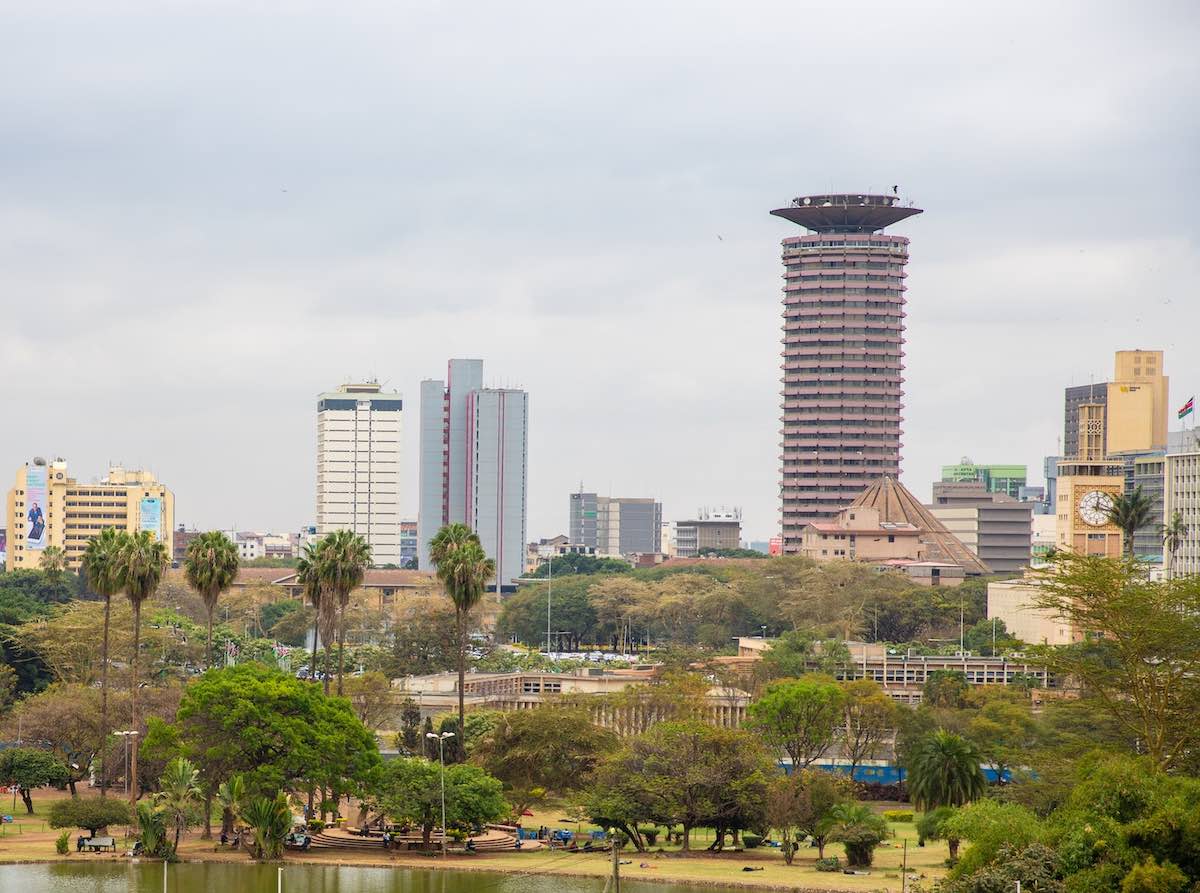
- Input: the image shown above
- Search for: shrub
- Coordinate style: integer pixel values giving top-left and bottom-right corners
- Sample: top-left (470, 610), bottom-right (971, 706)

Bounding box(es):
top-left (638, 826), bottom-right (660, 846)
top-left (830, 803), bottom-right (890, 868)
top-left (884, 810), bottom-right (914, 823)
top-left (55, 831), bottom-right (71, 855)
top-left (307, 819), bottom-right (325, 832)
top-left (1121, 858), bottom-right (1188, 893)
top-left (742, 833), bottom-right (762, 849)
top-left (816, 856), bottom-right (842, 872)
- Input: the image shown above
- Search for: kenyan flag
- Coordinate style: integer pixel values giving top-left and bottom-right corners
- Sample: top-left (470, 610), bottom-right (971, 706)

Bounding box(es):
top-left (1180, 397), bottom-right (1194, 420)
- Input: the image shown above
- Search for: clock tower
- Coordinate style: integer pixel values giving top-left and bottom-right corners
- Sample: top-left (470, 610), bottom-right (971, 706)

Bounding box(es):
top-left (1056, 459), bottom-right (1124, 557)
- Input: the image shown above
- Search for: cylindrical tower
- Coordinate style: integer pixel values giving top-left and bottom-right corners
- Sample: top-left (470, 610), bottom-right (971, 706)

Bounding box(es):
top-left (770, 193), bottom-right (924, 552)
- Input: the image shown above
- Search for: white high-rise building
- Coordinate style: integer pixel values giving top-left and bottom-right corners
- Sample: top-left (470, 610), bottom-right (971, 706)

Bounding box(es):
top-left (418, 359), bottom-right (528, 589)
top-left (316, 382), bottom-right (403, 564)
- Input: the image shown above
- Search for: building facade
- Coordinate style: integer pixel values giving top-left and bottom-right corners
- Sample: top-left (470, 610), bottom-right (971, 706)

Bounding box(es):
top-left (940, 460), bottom-right (1027, 500)
top-left (1055, 459), bottom-right (1124, 557)
top-left (399, 519), bottom-right (418, 568)
top-left (987, 577), bottom-right (1076, 646)
top-left (316, 382), bottom-right (403, 564)
top-left (6, 459), bottom-right (174, 571)
top-left (772, 193), bottom-right (923, 552)
top-left (1163, 450), bottom-right (1200, 576)
top-left (675, 509), bottom-right (742, 557)
top-left (929, 481), bottom-right (1033, 574)
top-left (1106, 350), bottom-right (1168, 454)
top-left (417, 359), bottom-right (528, 589)
top-left (568, 492), bottom-right (662, 557)
top-left (1064, 383), bottom-right (1109, 460)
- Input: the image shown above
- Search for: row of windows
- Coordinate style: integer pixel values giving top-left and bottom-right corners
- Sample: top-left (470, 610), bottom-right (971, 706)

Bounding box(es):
top-left (783, 287), bottom-right (903, 297)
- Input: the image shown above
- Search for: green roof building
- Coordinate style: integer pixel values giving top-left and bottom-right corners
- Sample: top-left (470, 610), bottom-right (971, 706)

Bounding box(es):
top-left (940, 459), bottom-right (1027, 500)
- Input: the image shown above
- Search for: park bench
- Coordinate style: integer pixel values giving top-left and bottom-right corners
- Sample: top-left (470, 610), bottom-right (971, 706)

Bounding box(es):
top-left (82, 837), bottom-right (116, 852)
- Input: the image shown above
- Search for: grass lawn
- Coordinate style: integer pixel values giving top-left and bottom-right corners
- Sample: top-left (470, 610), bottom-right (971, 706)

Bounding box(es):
top-left (0, 788), bottom-right (952, 892)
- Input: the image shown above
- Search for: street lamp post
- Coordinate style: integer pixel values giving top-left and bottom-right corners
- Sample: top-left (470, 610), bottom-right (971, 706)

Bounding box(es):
top-left (426, 731), bottom-right (455, 857)
top-left (545, 554), bottom-right (553, 655)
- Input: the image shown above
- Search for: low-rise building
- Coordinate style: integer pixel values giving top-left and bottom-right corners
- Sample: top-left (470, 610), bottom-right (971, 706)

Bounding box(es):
top-left (941, 459), bottom-right (1027, 499)
top-left (674, 509), bottom-right (741, 557)
top-left (986, 577), bottom-right (1077, 646)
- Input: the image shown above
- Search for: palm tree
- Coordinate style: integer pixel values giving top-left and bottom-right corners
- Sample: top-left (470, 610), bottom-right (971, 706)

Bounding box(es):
top-left (1161, 511), bottom-right (1188, 579)
top-left (243, 793), bottom-right (291, 860)
top-left (39, 545), bottom-right (67, 577)
top-left (113, 529), bottom-right (169, 809)
top-left (317, 529), bottom-right (371, 696)
top-left (296, 543), bottom-right (324, 683)
top-left (217, 774), bottom-right (246, 839)
top-left (829, 801), bottom-right (890, 868)
top-left (907, 729), bottom-right (986, 811)
top-left (80, 528), bottom-right (123, 798)
top-left (183, 531), bottom-right (240, 669)
top-left (429, 524), bottom-right (495, 752)
top-left (156, 757), bottom-right (201, 852)
top-left (1106, 486), bottom-right (1154, 559)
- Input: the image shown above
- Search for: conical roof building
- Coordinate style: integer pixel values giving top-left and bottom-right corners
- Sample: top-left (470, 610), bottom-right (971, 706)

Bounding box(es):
top-left (849, 475), bottom-right (991, 575)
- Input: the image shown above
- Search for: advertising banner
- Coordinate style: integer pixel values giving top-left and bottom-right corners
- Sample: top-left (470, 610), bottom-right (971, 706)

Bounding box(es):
top-left (139, 497), bottom-right (163, 541)
top-left (25, 466), bottom-right (48, 550)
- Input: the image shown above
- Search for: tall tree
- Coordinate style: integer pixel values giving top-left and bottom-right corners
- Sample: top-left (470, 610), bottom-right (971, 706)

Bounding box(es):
top-left (907, 729), bottom-right (987, 811)
top-left (1033, 554), bottom-right (1200, 769)
top-left (1161, 511), bottom-right (1188, 579)
top-left (748, 675), bottom-right (845, 769)
top-left (295, 543), bottom-right (325, 684)
top-left (317, 529), bottom-right (371, 696)
top-left (429, 524), bottom-right (495, 748)
top-left (113, 529), bottom-right (169, 808)
top-left (0, 747), bottom-right (70, 813)
top-left (840, 678), bottom-right (898, 777)
top-left (1106, 485), bottom-right (1154, 559)
top-left (183, 531), bottom-right (240, 669)
top-left (80, 528), bottom-right (123, 797)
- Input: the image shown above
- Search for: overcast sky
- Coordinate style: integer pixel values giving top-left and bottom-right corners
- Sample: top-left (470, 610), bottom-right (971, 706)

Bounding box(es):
top-left (3, 1), bottom-right (1198, 543)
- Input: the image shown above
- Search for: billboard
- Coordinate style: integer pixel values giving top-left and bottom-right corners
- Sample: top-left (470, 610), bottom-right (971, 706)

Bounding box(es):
top-left (139, 497), bottom-right (163, 541)
top-left (25, 466), bottom-right (48, 551)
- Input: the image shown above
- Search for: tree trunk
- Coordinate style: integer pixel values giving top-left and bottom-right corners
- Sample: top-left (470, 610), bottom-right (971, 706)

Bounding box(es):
top-left (174, 821), bottom-right (182, 851)
top-left (206, 606), bottom-right (214, 671)
top-left (21, 790), bottom-right (33, 814)
top-left (129, 600), bottom-right (141, 811)
top-left (310, 618), bottom-right (320, 683)
top-left (100, 596), bottom-right (111, 798)
top-left (423, 820), bottom-right (433, 845)
top-left (323, 645), bottom-right (331, 696)
top-left (949, 838), bottom-right (960, 860)
top-left (336, 600), bottom-right (346, 696)
top-left (202, 790), bottom-right (213, 840)
top-left (816, 836), bottom-right (826, 859)
top-left (681, 822), bottom-right (691, 852)
top-left (457, 610), bottom-right (466, 757)
top-left (67, 779), bottom-right (78, 797)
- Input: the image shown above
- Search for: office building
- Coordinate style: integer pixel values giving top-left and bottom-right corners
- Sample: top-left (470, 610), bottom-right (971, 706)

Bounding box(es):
top-left (569, 492), bottom-right (662, 558)
top-left (940, 460), bottom-right (1027, 500)
top-left (418, 359), bottom-right (529, 589)
top-left (1106, 350), bottom-right (1168, 454)
top-left (1163, 449), bottom-right (1200, 576)
top-left (1064, 382), bottom-right (1108, 460)
top-left (6, 458), bottom-right (174, 571)
top-left (1043, 456), bottom-right (1061, 511)
top-left (316, 381), bottom-right (403, 564)
top-left (1115, 451), bottom-right (1166, 561)
top-left (929, 482), bottom-right (1033, 574)
top-left (675, 509), bottom-right (742, 557)
top-left (399, 519), bottom-right (418, 568)
top-left (772, 193), bottom-right (923, 552)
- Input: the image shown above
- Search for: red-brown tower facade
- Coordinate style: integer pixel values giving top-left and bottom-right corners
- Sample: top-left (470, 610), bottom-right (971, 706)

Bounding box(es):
top-left (771, 194), bottom-right (924, 553)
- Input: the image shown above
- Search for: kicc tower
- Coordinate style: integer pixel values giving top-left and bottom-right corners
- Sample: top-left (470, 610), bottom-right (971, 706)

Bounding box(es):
top-left (771, 193), bottom-right (924, 552)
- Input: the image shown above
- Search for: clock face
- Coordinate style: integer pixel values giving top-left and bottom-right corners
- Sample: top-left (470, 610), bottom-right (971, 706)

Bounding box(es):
top-left (1078, 490), bottom-right (1114, 527)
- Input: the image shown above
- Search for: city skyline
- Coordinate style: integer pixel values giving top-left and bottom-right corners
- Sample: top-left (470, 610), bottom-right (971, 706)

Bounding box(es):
top-left (2, 2), bottom-right (1198, 543)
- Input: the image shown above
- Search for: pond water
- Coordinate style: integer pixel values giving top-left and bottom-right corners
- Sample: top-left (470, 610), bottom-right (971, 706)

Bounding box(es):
top-left (0, 862), bottom-right (742, 892)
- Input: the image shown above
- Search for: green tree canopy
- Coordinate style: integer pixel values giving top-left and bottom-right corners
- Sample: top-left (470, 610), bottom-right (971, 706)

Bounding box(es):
top-left (496, 575), bottom-right (599, 650)
top-left (0, 747), bottom-right (70, 813)
top-left (376, 757), bottom-right (507, 844)
top-left (163, 663), bottom-right (381, 800)
top-left (906, 729), bottom-right (986, 811)
top-left (47, 796), bottom-right (133, 834)
top-left (747, 675), bottom-right (845, 769)
top-left (473, 707), bottom-right (617, 814)
top-left (527, 553), bottom-right (632, 577)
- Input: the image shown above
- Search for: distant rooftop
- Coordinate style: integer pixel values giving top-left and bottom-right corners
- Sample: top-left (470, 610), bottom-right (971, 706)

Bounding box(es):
top-left (771, 193), bottom-right (923, 234)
